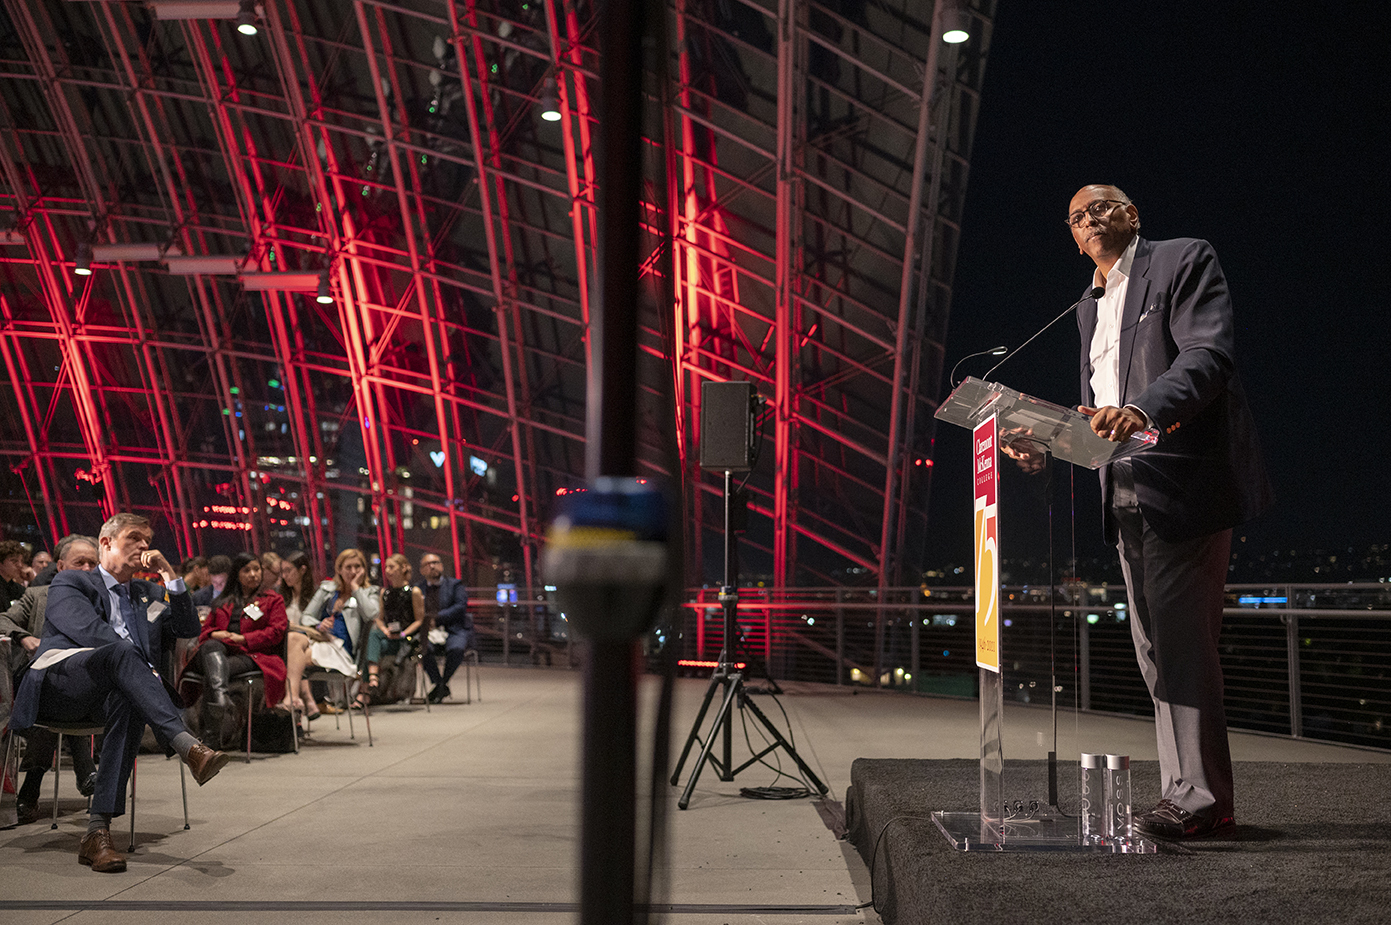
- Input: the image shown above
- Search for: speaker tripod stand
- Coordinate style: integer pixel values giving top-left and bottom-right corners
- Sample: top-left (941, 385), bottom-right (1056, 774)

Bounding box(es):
top-left (670, 470), bottom-right (828, 810)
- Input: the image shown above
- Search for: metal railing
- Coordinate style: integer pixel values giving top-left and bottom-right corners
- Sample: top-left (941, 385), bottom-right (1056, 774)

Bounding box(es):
top-left (459, 582), bottom-right (1391, 751)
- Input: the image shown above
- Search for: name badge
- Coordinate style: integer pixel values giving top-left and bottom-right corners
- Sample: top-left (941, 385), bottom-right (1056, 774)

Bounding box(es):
top-left (147, 601), bottom-right (168, 622)
top-left (244, 603), bottom-right (264, 622)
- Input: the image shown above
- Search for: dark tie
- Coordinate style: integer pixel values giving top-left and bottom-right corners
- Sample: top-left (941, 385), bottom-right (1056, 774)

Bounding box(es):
top-left (111, 583), bottom-right (137, 643)
top-left (424, 583), bottom-right (440, 618)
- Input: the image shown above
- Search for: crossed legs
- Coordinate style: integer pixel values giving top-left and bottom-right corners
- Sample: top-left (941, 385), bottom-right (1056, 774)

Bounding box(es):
top-left (281, 634), bottom-right (321, 715)
top-left (36, 643), bottom-right (193, 817)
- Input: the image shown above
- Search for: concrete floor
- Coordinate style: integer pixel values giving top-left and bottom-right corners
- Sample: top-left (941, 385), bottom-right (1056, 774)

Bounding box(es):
top-left (2, 666), bottom-right (1385, 924)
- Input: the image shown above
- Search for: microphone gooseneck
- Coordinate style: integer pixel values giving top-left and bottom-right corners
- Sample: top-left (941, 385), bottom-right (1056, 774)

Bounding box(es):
top-left (949, 345), bottom-right (1008, 388)
top-left (981, 286), bottom-right (1105, 382)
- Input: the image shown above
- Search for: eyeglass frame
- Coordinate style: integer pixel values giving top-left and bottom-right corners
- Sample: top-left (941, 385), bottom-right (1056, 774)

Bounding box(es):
top-left (1065, 199), bottom-right (1128, 228)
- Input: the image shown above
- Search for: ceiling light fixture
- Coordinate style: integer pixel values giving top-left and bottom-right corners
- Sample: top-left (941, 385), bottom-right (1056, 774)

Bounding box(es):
top-left (149, 1), bottom-right (242, 21)
top-left (74, 241), bottom-right (93, 276)
top-left (236, 0), bottom-right (258, 36)
top-left (941, 5), bottom-right (972, 44)
top-left (92, 243), bottom-right (181, 262)
top-left (164, 255), bottom-right (245, 275)
top-left (540, 77), bottom-right (561, 122)
top-left (316, 272), bottom-right (335, 304)
top-left (239, 272), bottom-right (321, 291)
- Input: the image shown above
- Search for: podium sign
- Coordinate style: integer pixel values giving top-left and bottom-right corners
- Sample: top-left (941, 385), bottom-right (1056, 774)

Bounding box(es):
top-left (972, 416), bottom-right (1000, 673)
top-left (972, 416), bottom-right (1004, 840)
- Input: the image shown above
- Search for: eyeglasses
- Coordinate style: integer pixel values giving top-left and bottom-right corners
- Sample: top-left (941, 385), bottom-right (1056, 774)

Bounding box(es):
top-left (1066, 199), bottom-right (1126, 228)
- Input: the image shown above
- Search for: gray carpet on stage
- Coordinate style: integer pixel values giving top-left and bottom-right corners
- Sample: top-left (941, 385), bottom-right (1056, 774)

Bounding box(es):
top-left (845, 758), bottom-right (1391, 925)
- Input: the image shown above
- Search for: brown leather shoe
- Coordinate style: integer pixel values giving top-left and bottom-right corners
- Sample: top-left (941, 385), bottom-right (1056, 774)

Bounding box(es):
top-left (78, 829), bottom-right (127, 872)
top-left (184, 743), bottom-right (231, 786)
top-left (1133, 799), bottom-right (1236, 839)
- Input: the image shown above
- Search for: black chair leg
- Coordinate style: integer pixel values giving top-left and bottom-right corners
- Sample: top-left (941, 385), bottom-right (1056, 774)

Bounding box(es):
top-left (50, 731), bottom-right (63, 830)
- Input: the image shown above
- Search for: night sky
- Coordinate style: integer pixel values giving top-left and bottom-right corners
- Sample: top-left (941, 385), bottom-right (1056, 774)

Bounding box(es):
top-left (925, 2), bottom-right (1390, 573)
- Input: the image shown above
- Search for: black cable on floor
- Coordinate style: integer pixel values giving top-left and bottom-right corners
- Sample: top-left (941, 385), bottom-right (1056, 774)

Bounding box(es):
top-left (737, 689), bottom-right (816, 797)
top-left (739, 785), bottom-right (811, 800)
top-left (865, 814), bottom-right (936, 915)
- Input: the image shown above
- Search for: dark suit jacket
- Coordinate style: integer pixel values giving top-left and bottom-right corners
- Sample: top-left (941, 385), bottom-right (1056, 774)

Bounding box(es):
top-left (1078, 236), bottom-right (1273, 543)
top-left (416, 576), bottom-right (471, 631)
top-left (1, 584), bottom-right (50, 678)
top-left (10, 567), bottom-right (198, 730)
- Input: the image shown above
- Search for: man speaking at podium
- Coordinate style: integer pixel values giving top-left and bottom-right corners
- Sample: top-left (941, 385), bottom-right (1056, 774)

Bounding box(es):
top-left (1067, 184), bottom-right (1272, 839)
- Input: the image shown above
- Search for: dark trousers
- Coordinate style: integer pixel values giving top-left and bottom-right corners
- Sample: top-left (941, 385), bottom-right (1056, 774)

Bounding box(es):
top-left (36, 643), bottom-right (189, 817)
top-left (422, 627), bottom-right (473, 687)
top-left (1112, 466), bottom-right (1235, 817)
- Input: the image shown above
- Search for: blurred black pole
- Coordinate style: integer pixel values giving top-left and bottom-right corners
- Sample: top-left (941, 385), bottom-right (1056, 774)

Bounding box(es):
top-left (586, 5), bottom-right (643, 478)
top-left (581, 0), bottom-right (646, 922)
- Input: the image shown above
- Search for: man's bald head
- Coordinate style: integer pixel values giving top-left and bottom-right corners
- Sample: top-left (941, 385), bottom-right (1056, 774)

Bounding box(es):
top-left (1068, 184), bottom-right (1141, 271)
top-left (1075, 183), bottom-right (1130, 204)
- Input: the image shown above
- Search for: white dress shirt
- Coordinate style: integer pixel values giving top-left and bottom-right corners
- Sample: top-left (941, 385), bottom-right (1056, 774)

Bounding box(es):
top-left (1088, 234), bottom-right (1139, 409)
top-left (98, 566), bottom-right (134, 641)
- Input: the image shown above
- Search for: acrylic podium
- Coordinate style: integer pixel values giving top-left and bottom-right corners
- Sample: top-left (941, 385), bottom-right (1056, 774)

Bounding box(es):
top-left (931, 377), bottom-right (1158, 852)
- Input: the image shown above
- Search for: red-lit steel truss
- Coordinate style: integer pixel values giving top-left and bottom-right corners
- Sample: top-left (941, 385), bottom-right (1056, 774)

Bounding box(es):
top-left (0, 0), bottom-right (993, 588)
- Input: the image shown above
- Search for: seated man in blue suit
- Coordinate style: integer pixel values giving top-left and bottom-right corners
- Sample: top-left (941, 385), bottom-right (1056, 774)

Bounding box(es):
top-left (11, 512), bottom-right (230, 872)
top-left (416, 553), bottom-right (472, 703)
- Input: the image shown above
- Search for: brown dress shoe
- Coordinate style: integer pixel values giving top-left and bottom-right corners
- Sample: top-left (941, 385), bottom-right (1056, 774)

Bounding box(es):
top-left (78, 829), bottom-right (127, 873)
top-left (184, 743), bottom-right (231, 786)
top-left (1134, 799), bottom-right (1236, 839)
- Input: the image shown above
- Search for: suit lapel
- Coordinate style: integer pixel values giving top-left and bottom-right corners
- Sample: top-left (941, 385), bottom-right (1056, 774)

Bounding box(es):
top-left (1117, 237), bottom-right (1152, 405)
top-left (1077, 291), bottom-right (1099, 403)
top-left (94, 568), bottom-right (115, 621)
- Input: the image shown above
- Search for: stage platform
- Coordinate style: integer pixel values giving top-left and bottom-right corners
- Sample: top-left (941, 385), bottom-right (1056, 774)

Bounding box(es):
top-left (846, 757), bottom-right (1391, 925)
top-left (3, 667), bottom-right (1388, 924)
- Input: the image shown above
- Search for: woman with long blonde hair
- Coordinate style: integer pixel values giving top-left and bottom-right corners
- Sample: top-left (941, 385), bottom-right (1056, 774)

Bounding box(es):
top-left (283, 548), bottom-right (380, 716)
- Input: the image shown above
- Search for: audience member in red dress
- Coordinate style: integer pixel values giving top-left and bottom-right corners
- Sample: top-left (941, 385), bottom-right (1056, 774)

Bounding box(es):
top-left (177, 552), bottom-right (287, 748)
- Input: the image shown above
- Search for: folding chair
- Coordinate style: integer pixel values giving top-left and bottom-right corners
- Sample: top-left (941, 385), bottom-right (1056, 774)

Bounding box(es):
top-left (0, 719), bottom-right (190, 848)
top-left (300, 667), bottom-right (372, 747)
top-left (177, 665), bottom-right (263, 763)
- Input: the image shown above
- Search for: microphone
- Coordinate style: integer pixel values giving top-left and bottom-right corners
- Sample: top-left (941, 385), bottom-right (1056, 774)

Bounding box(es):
top-left (949, 345), bottom-right (1008, 387)
top-left (981, 286), bottom-right (1105, 381)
